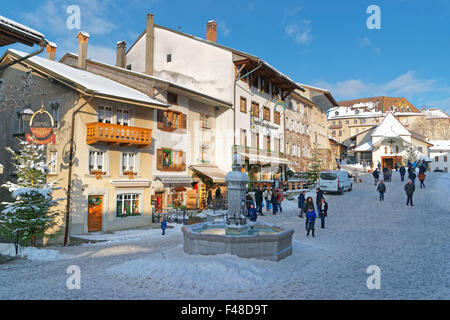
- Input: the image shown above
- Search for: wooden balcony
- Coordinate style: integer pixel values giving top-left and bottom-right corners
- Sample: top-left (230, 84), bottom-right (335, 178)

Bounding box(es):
top-left (86, 122), bottom-right (152, 148)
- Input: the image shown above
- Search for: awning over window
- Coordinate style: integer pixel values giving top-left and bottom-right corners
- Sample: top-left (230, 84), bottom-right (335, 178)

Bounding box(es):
top-left (189, 165), bottom-right (228, 183)
top-left (239, 153), bottom-right (297, 165)
top-left (154, 175), bottom-right (193, 186)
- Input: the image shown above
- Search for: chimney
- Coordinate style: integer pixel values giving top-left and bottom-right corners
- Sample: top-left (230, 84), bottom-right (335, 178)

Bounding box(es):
top-left (206, 20), bottom-right (217, 43)
top-left (77, 31), bottom-right (90, 70)
top-left (116, 40), bottom-right (126, 68)
top-left (145, 13), bottom-right (154, 75)
top-left (46, 42), bottom-right (57, 60)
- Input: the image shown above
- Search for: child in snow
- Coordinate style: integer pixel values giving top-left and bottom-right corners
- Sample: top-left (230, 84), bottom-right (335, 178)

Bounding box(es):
top-left (306, 207), bottom-right (316, 237)
top-left (160, 216), bottom-right (167, 235)
top-left (247, 204), bottom-right (258, 222)
top-left (298, 191), bottom-right (306, 218)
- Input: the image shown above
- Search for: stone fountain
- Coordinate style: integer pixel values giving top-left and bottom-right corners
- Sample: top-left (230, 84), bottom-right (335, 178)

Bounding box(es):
top-left (182, 154), bottom-right (295, 261)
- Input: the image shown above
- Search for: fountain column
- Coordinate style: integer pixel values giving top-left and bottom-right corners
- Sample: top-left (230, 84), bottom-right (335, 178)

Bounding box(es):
top-left (225, 153), bottom-right (249, 235)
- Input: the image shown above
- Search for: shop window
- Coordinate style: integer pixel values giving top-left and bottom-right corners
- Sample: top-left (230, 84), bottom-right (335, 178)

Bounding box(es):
top-left (116, 194), bottom-right (140, 217)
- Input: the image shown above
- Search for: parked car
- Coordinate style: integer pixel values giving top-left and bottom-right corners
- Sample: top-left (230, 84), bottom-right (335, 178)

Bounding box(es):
top-left (319, 170), bottom-right (353, 194)
top-left (433, 169), bottom-right (444, 172)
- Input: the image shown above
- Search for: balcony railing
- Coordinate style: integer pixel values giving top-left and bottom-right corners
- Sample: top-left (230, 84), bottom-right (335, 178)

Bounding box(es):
top-left (86, 122), bottom-right (152, 147)
top-left (329, 124), bottom-right (343, 129)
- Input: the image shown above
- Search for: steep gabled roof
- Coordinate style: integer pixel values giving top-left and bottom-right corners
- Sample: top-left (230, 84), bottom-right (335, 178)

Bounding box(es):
top-left (0, 15), bottom-right (45, 47)
top-left (371, 112), bottom-right (410, 137)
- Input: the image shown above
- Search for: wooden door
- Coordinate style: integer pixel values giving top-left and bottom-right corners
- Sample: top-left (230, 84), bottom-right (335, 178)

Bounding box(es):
top-left (88, 195), bottom-right (103, 232)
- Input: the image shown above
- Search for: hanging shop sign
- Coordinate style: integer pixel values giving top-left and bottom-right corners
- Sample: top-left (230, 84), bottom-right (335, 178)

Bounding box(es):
top-left (26, 107), bottom-right (56, 145)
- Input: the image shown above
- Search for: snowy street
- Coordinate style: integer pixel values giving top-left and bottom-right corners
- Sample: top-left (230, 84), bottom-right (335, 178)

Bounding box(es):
top-left (0, 171), bottom-right (449, 300)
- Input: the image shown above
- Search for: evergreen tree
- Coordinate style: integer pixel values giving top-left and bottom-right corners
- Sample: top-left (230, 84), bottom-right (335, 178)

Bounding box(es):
top-left (306, 144), bottom-right (323, 183)
top-left (405, 145), bottom-right (419, 164)
top-left (0, 140), bottom-right (61, 246)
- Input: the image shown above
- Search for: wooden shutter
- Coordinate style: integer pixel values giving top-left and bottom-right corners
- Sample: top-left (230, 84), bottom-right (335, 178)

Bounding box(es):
top-left (156, 149), bottom-right (163, 170)
top-left (182, 114), bottom-right (187, 129)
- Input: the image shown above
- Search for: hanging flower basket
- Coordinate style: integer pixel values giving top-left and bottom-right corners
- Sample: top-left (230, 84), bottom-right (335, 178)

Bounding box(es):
top-left (123, 170), bottom-right (137, 180)
top-left (90, 170), bottom-right (106, 180)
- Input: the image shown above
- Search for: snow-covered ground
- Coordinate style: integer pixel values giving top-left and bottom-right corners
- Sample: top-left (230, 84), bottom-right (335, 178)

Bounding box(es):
top-left (0, 172), bottom-right (449, 299)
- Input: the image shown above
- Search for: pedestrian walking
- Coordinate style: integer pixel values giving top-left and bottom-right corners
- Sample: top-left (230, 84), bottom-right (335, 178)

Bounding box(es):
top-left (408, 171), bottom-right (417, 185)
top-left (404, 180), bottom-right (415, 206)
top-left (160, 216), bottom-right (167, 235)
top-left (318, 197), bottom-right (328, 228)
top-left (372, 169), bottom-right (380, 186)
top-left (255, 186), bottom-right (264, 215)
top-left (298, 191), bottom-right (306, 218)
top-left (271, 189), bottom-right (278, 215)
top-left (247, 204), bottom-right (258, 222)
top-left (376, 180), bottom-right (386, 201)
top-left (315, 187), bottom-right (324, 210)
top-left (263, 188), bottom-right (271, 213)
top-left (388, 168), bottom-right (392, 182)
top-left (303, 197), bottom-right (315, 231)
top-left (399, 165), bottom-right (406, 182)
top-left (277, 187), bottom-right (283, 213)
top-left (306, 207), bottom-right (317, 237)
top-left (418, 172), bottom-right (426, 189)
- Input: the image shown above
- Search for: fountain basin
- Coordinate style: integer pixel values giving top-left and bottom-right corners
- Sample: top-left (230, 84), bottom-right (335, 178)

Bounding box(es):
top-left (182, 222), bottom-right (295, 261)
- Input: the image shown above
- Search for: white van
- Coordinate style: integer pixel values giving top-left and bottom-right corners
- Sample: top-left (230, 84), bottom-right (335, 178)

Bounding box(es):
top-left (318, 170), bottom-right (353, 194)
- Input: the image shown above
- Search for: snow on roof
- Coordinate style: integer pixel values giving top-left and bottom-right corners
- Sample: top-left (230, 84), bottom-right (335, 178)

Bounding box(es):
top-left (425, 108), bottom-right (449, 119)
top-left (328, 105), bottom-right (383, 119)
top-left (8, 49), bottom-right (167, 107)
top-left (371, 112), bottom-right (410, 137)
top-left (429, 140), bottom-right (450, 151)
top-left (47, 41), bottom-right (57, 48)
top-left (0, 15), bottom-right (45, 39)
top-left (354, 141), bottom-right (373, 152)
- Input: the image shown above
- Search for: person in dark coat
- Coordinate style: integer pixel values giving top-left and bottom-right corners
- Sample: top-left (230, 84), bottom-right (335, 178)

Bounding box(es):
top-left (303, 197), bottom-right (315, 230)
top-left (399, 166), bottom-right (406, 182)
top-left (408, 171), bottom-right (417, 185)
top-left (315, 188), bottom-right (324, 209)
top-left (247, 204), bottom-right (258, 222)
top-left (298, 191), bottom-right (306, 218)
top-left (160, 216), bottom-right (167, 235)
top-left (207, 189), bottom-right (213, 206)
top-left (372, 169), bottom-right (380, 186)
top-left (418, 172), bottom-right (426, 189)
top-left (255, 186), bottom-right (264, 215)
top-left (404, 180), bottom-right (416, 206)
top-left (419, 164), bottom-right (426, 174)
top-left (376, 180), bottom-right (386, 201)
top-left (271, 189), bottom-right (278, 215)
top-left (306, 207), bottom-right (317, 237)
top-left (318, 197), bottom-right (328, 229)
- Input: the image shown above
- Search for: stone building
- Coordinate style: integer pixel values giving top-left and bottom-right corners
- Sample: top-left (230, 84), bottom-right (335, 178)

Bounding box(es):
top-left (0, 45), bottom-right (167, 243)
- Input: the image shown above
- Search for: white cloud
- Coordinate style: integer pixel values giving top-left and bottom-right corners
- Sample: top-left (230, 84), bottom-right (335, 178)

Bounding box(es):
top-left (285, 20), bottom-right (313, 46)
top-left (359, 37), bottom-right (371, 47)
top-left (217, 20), bottom-right (231, 37)
top-left (21, 0), bottom-right (116, 36)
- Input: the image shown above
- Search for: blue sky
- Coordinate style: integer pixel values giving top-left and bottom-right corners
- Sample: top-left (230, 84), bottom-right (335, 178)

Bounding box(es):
top-left (2, 0), bottom-right (450, 112)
